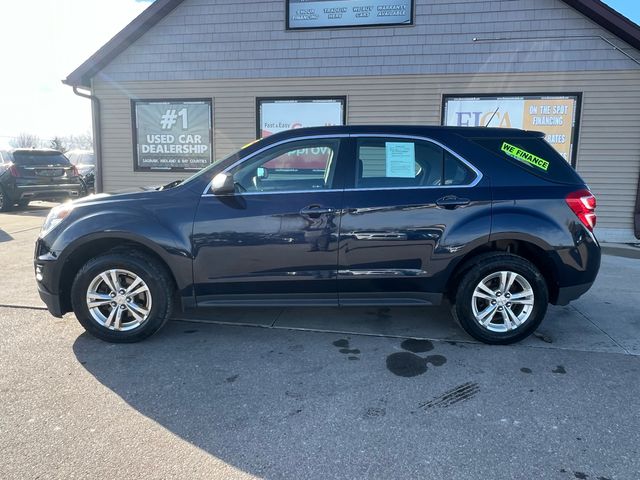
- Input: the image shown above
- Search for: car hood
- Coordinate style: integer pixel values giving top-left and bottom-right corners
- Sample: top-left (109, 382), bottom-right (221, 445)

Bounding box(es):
top-left (71, 186), bottom-right (161, 206)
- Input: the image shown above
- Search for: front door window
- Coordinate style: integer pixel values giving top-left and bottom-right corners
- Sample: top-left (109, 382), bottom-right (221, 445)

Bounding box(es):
top-left (231, 139), bottom-right (340, 193)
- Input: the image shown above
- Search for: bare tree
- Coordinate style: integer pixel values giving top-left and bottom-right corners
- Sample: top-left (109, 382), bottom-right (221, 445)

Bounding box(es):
top-left (63, 132), bottom-right (93, 151)
top-left (9, 132), bottom-right (41, 148)
top-left (50, 136), bottom-right (68, 153)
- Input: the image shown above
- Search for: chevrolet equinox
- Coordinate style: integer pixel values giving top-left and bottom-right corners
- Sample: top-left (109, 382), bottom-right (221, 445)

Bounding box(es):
top-left (34, 126), bottom-right (600, 344)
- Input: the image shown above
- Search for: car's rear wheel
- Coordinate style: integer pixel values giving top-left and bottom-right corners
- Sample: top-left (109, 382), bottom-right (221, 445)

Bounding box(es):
top-left (453, 253), bottom-right (548, 345)
top-left (71, 252), bottom-right (174, 343)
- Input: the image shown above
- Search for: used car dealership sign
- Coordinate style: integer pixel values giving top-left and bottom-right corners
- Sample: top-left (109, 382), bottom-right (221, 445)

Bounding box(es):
top-left (133, 100), bottom-right (212, 171)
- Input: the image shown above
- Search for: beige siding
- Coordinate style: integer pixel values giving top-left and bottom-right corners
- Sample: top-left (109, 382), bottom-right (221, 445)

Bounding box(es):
top-left (93, 70), bottom-right (640, 242)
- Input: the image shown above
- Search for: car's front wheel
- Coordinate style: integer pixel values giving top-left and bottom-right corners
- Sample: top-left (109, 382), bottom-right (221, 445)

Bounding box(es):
top-left (71, 251), bottom-right (174, 343)
top-left (0, 187), bottom-right (11, 212)
top-left (453, 253), bottom-right (548, 345)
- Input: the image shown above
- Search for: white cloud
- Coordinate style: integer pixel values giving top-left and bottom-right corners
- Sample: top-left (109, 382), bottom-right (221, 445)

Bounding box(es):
top-left (0, 0), bottom-right (148, 148)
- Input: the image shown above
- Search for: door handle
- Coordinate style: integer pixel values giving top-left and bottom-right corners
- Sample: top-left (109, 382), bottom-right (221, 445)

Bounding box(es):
top-left (300, 205), bottom-right (337, 217)
top-left (436, 196), bottom-right (471, 209)
top-left (354, 232), bottom-right (407, 240)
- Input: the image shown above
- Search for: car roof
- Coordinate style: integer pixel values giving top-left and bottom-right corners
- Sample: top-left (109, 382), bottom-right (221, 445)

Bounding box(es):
top-left (11, 148), bottom-right (64, 155)
top-left (263, 125), bottom-right (545, 141)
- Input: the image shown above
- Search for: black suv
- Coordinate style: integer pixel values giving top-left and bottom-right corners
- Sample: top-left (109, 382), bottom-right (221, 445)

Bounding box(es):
top-left (34, 126), bottom-right (600, 344)
top-left (0, 149), bottom-right (85, 210)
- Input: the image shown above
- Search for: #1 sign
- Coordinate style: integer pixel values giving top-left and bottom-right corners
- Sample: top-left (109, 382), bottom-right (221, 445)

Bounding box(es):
top-left (134, 100), bottom-right (212, 171)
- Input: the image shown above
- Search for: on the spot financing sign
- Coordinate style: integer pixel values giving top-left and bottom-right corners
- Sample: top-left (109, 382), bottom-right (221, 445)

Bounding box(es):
top-left (257, 98), bottom-right (345, 138)
top-left (133, 100), bottom-right (212, 171)
top-left (443, 95), bottom-right (580, 163)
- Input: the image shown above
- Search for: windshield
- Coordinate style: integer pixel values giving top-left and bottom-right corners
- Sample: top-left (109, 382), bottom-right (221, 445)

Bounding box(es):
top-left (12, 152), bottom-right (70, 167)
top-left (177, 147), bottom-right (247, 187)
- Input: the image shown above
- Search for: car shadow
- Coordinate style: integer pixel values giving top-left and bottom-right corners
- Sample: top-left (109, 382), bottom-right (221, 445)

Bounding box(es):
top-left (0, 229), bottom-right (13, 242)
top-left (72, 318), bottom-right (459, 478)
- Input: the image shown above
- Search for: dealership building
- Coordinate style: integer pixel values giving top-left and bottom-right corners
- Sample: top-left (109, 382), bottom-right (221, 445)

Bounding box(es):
top-left (65, 0), bottom-right (640, 242)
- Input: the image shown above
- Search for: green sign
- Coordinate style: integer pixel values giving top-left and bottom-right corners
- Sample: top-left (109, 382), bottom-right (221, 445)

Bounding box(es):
top-left (501, 142), bottom-right (549, 171)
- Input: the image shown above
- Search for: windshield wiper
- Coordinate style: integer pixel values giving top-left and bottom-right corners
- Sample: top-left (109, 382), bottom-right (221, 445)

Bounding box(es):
top-left (158, 179), bottom-right (183, 191)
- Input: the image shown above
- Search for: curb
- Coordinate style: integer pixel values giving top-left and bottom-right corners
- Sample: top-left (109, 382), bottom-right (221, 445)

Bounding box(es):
top-left (601, 244), bottom-right (640, 260)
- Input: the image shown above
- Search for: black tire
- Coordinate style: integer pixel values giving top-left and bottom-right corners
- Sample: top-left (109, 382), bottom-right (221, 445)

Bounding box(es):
top-left (0, 187), bottom-right (11, 212)
top-left (453, 253), bottom-right (548, 345)
top-left (71, 251), bottom-right (174, 343)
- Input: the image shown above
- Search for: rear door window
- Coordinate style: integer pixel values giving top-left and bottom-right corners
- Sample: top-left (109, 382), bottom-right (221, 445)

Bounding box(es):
top-left (471, 137), bottom-right (581, 184)
top-left (12, 152), bottom-right (70, 167)
top-left (355, 138), bottom-right (477, 188)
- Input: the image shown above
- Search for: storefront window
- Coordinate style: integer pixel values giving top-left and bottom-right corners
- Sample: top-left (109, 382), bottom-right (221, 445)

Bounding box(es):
top-left (132, 99), bottom-right (212, 172)
top-left (442, 94), bottom-right (581, 166)
top-left (256, 97), bottom-right (346, 138)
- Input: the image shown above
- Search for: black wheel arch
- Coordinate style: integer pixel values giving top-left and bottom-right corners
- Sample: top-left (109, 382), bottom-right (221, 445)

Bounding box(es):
top-left (56, 234), bottom-right (186, 315)
top-left (445, 239), bottom-right (560, 305)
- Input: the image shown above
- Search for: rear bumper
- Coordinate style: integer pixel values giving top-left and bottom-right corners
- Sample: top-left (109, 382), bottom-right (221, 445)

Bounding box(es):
top-left (555, 282), bottom-right (594, 306)
top-left (14, 184), bottom-right (83, 201)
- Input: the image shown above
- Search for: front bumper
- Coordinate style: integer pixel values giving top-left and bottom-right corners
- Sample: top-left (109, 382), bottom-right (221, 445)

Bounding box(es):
top-left (36, 279), bottom-right (63, 317)
top-left (34, 238), bottom-right (65, 317)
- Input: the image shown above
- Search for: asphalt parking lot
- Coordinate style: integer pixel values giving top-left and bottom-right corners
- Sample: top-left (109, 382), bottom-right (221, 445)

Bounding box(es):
top-left (1, 203), bottom-right (639, 479)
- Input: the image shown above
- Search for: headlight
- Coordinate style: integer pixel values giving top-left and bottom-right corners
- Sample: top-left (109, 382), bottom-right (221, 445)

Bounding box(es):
top-left (40, 203), bottom-right (74, 237)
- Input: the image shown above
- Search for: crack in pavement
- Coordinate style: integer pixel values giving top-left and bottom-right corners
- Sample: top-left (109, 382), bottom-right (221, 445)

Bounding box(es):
top-left (569, 304), bottom-right (631, 355)
top-left (0, 304), bottom-right (48, 311)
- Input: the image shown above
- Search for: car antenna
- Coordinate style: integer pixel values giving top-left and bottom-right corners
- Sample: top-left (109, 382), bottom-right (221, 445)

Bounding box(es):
top-left (484, 107), bottom-right (499, 127)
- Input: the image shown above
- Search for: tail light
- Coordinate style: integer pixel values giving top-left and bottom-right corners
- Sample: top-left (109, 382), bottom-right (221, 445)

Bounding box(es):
top-left (566, 189), bottom-right (596, 231)
top-left (9, 164), bottom-right (20, 177)
top-left (70, 165), bottom-right (80, 177)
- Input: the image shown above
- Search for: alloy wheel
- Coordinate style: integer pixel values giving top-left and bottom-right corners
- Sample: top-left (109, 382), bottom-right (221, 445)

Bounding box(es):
top-left (85, 269), bottom-right (152, 331)
top-left (471, 270), bottom-right (534, 333)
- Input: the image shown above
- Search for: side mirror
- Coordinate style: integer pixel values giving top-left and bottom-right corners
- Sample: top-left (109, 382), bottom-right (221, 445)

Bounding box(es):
top-left (211, 172), bottom-right (235, 195)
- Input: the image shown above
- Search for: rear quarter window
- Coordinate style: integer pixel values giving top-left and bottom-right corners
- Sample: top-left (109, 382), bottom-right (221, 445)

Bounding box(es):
top-left (12, 152), bottom-right (70, 167)
top-left (470, 137), bottom-right (582, 184)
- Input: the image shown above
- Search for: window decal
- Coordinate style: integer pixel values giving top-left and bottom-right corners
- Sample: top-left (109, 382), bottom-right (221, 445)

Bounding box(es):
top-left (501, 142), bottom-right (549, 171)
top-left (385, 142), bottom-right (415, 178)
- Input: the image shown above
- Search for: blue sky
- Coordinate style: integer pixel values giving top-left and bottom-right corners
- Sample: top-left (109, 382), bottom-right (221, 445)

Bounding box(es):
top-left (604, 0), bottom-right (640, 24)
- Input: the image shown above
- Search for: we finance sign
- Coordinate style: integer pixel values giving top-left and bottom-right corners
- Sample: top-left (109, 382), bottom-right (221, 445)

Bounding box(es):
top-left (443, 94), bottom-right (580, 164)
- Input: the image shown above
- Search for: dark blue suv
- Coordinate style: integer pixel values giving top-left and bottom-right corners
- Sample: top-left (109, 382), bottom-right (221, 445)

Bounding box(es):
top-left (34, 126), bottom-right (600, 344)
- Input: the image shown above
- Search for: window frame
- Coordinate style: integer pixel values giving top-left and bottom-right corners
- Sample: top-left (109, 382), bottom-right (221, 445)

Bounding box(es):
top-left (131, 98), bottom-right (214, 173)
top-left (346, 134), bottom-right (482, 191)
top-left (229, 137), bottom-right (342, 194)
top-left (202, 134), bottom-right (482, 196)
top-left (255, 96), bottom-right (347, 139)
top-left (355, 137), bottom-right (445, 188)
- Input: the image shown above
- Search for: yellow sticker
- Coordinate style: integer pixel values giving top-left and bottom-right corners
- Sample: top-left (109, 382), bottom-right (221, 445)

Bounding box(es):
top-left (501, 142), bottom-right (549, 171)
